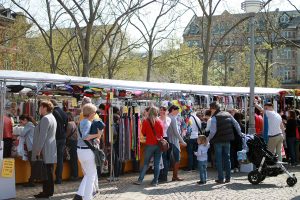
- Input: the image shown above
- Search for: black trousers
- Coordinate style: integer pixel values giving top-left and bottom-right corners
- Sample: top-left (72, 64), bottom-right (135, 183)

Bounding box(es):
top-left (43, 164), bottom-right (54, 195)
top-left (55, 139), bottom-right (66, 182)
top-left (3, 138), bottom-right (13, 158)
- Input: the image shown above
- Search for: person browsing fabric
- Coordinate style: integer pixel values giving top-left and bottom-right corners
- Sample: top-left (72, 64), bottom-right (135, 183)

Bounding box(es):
top-left (19, 114), bottom-right (37, 187)
top-left (134, 106), bottom-right (163, 186)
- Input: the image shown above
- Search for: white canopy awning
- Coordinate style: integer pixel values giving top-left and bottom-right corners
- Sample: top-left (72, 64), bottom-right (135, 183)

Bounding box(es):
top-left (0, 70), bottom-right (89, 84)
top-left (0, 70), bottom-right (286, 95)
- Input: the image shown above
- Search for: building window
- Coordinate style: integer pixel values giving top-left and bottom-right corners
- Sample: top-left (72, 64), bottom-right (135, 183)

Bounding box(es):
top-left (279, 48), bottom-right (292, 59)
top-left (189, 24), bottom-right (199, 35)
top-left (280, 14), bottom-right (290, 24)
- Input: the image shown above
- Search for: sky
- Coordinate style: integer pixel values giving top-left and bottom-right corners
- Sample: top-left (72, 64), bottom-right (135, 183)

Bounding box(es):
top-left (6, 0), bottom-right (300, 48)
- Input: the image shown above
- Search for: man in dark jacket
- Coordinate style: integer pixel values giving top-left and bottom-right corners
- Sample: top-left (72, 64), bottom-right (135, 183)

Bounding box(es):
top-left (208, 102), bottom-right (243, 184)
top-left (50, 99), bottom-right (68, 184)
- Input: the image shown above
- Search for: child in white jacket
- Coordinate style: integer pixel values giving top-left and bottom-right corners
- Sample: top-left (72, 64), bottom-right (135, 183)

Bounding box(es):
top-left (194, 135), bottom-right (210, 184)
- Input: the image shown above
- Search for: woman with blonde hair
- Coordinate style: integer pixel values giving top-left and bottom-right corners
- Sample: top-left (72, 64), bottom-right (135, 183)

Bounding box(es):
top-left (134, 106), bottom-right (164, 186)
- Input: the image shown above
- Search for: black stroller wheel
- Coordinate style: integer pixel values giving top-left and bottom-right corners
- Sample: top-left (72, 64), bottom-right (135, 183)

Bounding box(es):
top-left (248, 170), bottom-right (262, 185)
top-left (287, 177), bottom-right (297, 187)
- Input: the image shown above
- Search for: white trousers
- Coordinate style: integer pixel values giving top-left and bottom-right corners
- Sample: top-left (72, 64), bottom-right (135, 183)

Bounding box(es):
top-left (77, 149), bottom-right (98, 200)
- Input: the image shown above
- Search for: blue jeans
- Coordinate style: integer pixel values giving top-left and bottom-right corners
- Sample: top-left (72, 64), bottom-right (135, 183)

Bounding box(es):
top-left (214, 142), bottom-right (231, 181)
top-left (138, 145), bottom-right (162, 184)
top-left (286, 137), bottom-right (297, 164)
top-left (160, 138), bottom-right (172, 180)
top-left (187, 138), bottom-right (198, 170)
top-left (198, 160), bottom-right (207, 182)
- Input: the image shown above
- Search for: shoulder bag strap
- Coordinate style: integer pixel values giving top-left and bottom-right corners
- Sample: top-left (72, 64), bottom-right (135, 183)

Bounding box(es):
top-left (148, 119), bottom-right (158, 138)
top-left (191, 115), bottom-right (202, 135)
top-left (78, 125), bottom-right (96, 151)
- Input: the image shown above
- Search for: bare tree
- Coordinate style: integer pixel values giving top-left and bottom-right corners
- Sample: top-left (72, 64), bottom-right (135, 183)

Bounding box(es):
top-left (11, 0), bottom-right (76, 74)
top-left (56, 0), bottom-right (155, 77)
top-left (100, 18), bottom-right (143, 79)
top-left (129, 0), bottom-right (185, 82)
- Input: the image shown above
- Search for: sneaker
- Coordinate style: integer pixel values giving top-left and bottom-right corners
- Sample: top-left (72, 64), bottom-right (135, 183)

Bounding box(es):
top-left (93, 190), bottom-right (99, 196)
top-left (215, 179), bottom-right (224, 184)
top-left (150, 181), bottom-right (158, 187)
top-left (225, 179), bottom-right (230, 183)
top-left (107, 177), bottom-right (119, 181)
top-left (197, 181), bottom-right (206, 185)
top-left (133, 181), bottom-right (142, 185)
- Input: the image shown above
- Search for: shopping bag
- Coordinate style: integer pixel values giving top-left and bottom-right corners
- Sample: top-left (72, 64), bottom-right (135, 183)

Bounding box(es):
top-left (31, 157), bottom-right (48, 181)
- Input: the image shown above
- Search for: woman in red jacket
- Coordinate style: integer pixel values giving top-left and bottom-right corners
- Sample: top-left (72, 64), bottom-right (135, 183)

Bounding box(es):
top-left (134, 106), bottom-right (163, 186)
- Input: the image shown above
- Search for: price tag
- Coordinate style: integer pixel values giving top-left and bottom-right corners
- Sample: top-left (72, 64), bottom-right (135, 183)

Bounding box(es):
top-left (1, 159), bottom-right (14, 178)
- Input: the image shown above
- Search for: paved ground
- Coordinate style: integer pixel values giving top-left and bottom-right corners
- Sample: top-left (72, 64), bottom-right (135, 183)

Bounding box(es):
top-left (16, 166), bottom-right (300, 200)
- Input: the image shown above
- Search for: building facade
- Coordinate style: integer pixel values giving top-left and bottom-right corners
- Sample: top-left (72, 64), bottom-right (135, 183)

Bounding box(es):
top-left (183, 10), bottom-right (300, 88)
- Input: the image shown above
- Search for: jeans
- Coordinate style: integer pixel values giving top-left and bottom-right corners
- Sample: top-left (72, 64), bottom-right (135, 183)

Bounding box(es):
top-left (214, 142), bottom-right (231, 181)
top-left (55, 139), bottom-right (66, 182)
top-left (138, 145), bottom-right (162, 184)
top-left (43, 164), bottom-right (54, 195)
top-left (286, 137), bottom-right (297, 164)
top-left (160, 138), bottom-right (172, 180)
top-left (198, 160), bottom-right (207, 182)
top-left (187, 138), bottom-right (198, 170)
top-left (77, 149), bottom-right (98, 200)
top-left (68, 140), bottom-right (78, 178)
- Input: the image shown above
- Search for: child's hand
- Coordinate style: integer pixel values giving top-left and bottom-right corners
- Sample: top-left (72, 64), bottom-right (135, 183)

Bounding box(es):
top-left (194, 152), bottom-right (198, 156)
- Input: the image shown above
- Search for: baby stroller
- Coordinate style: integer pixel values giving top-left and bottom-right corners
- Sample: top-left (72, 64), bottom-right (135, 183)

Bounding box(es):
top-left (246, 135), bottom-right (297, 187)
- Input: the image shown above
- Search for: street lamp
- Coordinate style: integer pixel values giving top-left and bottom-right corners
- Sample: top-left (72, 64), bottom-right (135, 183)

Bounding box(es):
top-left (241, 0), bottom-right (263, 135)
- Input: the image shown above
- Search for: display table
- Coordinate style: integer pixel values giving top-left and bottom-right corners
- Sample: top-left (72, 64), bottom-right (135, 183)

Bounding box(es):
top-left (15, 144), bottom-right (188, 183)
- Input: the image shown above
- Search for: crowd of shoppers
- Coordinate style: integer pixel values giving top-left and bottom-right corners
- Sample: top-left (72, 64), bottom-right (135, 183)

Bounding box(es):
top-left (2, 98), bottom-right (300, 199)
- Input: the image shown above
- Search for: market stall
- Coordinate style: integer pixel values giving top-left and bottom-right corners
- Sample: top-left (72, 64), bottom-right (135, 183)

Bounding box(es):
top-left (0, 70), bottom-right (288, 187)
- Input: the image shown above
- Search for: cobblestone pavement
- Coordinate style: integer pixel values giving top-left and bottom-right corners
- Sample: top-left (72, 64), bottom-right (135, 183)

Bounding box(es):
top-left (16, 166), bottom-right (300, 200)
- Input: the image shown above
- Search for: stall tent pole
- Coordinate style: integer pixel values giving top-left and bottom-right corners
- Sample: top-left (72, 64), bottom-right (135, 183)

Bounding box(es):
top-left (0, 80), bottom-right (6, 157)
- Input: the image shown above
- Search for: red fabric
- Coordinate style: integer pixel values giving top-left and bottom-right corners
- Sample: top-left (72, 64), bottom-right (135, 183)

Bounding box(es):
top-left (142, 119), bottom-right (163, 145)
top-left (296, 127), bottom-right (300, 141)
top-left (255, 114), bottom-right (263, 136)
top-left (3, 116), bottom-right (13, 139)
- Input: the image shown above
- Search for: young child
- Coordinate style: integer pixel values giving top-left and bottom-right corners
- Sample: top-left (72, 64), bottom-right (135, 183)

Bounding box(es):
top-left (194, 135), bottom-right (210, 184)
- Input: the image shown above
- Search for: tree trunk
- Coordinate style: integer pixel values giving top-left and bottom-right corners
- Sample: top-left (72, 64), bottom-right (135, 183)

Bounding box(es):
top-left (82, 62), bottom-right (90, 77)
top-left (146, 50), bottom-right (153, 82)
top-left (264, 50), bottom-right (271, 87)
top-left (224, 60), bottom-right (228, 85)
top-left (82, 49), bottom-right (90, 77)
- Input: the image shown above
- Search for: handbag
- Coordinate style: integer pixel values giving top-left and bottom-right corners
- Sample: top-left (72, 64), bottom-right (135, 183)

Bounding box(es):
top-left (78, 127), bottom-right (106, 167)
top-left (31, 155), bottom-right (48, 181)
top-left (64, 126), bottom-right (76, 161)
top-left (148, 119), bottom-right (169, 152)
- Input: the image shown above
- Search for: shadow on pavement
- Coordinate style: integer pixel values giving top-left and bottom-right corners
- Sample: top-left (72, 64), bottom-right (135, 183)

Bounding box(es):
top-left (225, 182), bottom-right (280, 190)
